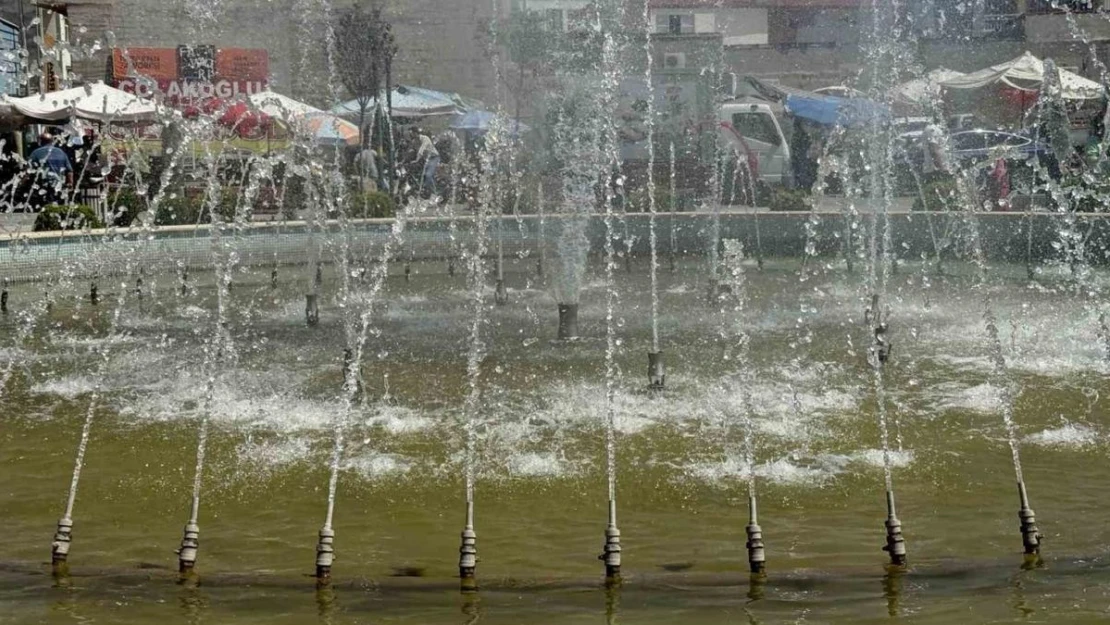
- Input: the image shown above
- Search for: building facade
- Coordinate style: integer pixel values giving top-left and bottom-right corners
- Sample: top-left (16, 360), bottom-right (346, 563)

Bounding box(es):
top-left (0, 0), bottom-right (508, 105)
top-left (641, 0), bottom-right (1110, 90)
top-left (2, 0), bottom-right (1109, 104)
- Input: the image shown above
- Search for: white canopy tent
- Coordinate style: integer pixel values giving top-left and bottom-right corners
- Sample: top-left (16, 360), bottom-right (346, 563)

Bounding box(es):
top-left (5, 82), bottom-right (164, 122)
top-left (939, 51), bottom-right (1104, 100)
top-left (895, 68), bottom-right (966, 107)
top-left (249, 90), bottom-right (326, 120)
top-left (332, 85), bottom-right (467, 119)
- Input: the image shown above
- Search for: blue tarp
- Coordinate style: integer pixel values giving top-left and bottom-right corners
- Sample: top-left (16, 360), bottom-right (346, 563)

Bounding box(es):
top-left (785, 94), bottom-right (889, 127)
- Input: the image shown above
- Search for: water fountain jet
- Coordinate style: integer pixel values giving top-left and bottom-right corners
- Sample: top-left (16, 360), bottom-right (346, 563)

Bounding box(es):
top-left (557, 303), bottom-right (578, 340)
top-left (746, 494), bottom-right (765, 574)
top-left (648, 351), bottom-right (665, 390)
top-left (306, 293), bottom-right (320, 326)
top-left (459, 500), bottom-right (477, 589)
top-left (882, 490), bottom-right (906, 567)
top-left (1018, 481), bottom-right (1041, 555)
top-left (600, 499), bottom-right (621, 581)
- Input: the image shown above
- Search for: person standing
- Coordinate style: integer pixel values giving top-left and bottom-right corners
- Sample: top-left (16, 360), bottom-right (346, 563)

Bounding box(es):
top-left (414, 127), bottom-right (440, 198)
top-left (357, 141), bottom-right (379, 193)
top-left (921, 119), bottom-right (950, 184)
top-left (28, 133), bottom-right (73, 207)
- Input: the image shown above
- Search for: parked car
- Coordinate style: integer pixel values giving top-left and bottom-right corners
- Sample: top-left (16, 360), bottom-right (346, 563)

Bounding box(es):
top-left (718, 100), bottom-right (792, 188)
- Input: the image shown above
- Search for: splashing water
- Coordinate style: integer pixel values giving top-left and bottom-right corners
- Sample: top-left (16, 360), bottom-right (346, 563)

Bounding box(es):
top-left (720, 240), bottom-right (758, 501)
top-left (641, 0), bottom-right (660, 354)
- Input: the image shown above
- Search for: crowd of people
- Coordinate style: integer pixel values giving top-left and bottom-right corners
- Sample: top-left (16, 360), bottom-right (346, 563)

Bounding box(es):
top-left (0, 126), bottom-right (104, 211)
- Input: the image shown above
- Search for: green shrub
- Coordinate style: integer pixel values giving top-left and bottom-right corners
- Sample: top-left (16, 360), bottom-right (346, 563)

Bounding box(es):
top-left (347, 191), bottom-right (396, 219)
top-left (628, 185), bottom-right (680, 213)
top-left (153, 194), bottom-right (204, 226)
top-left (107, 187), bottom-right (146, 227)
top-left (217, 186), bottom-right (242, 222)
top-left (33, 204), bottom-right (103, 231)
top-left (912, 175), bottom-right (959, 212)
top-left (150, 188), bottom-right (246, 226)
top-left (281, 175), bottom-right (306, 220)
top-left (1058, 174), bottom-right (1110, 213)
top-left (768, 187), bottom-right (810, 212)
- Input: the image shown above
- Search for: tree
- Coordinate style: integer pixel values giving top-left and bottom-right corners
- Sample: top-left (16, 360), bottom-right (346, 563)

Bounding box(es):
top-left (334, 4), bottom-right (397, 175)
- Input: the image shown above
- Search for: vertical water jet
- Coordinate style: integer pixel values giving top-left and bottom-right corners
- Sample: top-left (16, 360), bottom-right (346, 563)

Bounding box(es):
top-left (642, 0), bottom-right (663, 391)
top-left (668, 142), bottom-right (677, 273)
top-left (558, 303), bottom-right (578, 340)
top-left (537, 182), bottom-right (546, 278)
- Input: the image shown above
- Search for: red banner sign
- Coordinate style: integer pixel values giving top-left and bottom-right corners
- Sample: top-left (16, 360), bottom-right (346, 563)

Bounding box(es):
top-left (216, 48), bottom-right (269, 84)
top-left (109, 46), bottom-right (270, 102)
top-left (111, 48), bottom-right (178, 83)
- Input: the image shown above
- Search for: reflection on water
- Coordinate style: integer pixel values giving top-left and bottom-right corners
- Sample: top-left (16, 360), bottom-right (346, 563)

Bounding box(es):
top-left (6, 557), bottom-right (1110, 624)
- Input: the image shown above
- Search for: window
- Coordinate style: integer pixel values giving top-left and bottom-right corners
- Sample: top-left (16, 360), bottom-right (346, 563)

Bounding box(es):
top-left (732, 112), bottom-right (781, 146)
top-left (656, 13), bottom-right (694, 35)
top-left (0, 20), bottom-right (20, 97)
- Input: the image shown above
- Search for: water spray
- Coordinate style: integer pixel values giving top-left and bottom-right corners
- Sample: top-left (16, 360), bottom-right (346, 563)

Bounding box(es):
top-left (642, 0), bottom-right (663, 392)
top-left (668, 141), bottom-right (677, 273)
top-left (595, 2), bottom-right (624, 582)
top-left (52, 260), bottom-right (136, 569)
top-left (495, 212), bottom-right (508, 305)
top-left (648, 351), bottom-right (665, 391)
top-left (537, 182), bottom-right (546, 278)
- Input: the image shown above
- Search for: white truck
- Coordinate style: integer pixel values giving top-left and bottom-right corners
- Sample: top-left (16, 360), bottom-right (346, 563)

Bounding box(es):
top-left (617, 76), bottom-right (793, 197)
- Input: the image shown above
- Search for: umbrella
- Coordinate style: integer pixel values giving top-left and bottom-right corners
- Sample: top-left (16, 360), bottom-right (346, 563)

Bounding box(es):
top-left (940, 51), bottom-right (1104, 100)
top-left (332, 85), bottom-right (466, 119)
top-left (303, 112), bottom-right (360, 146)
top-left (8, 81), bottom-right (163, 122)
top-left (249, 90), bottom-right (325, 120)
top-left (449, 110), bottom-right (529, 135)
top-left (894, 68), bottom-right (966, 107)
top-left (248, 91), bottom-right (357, 145)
